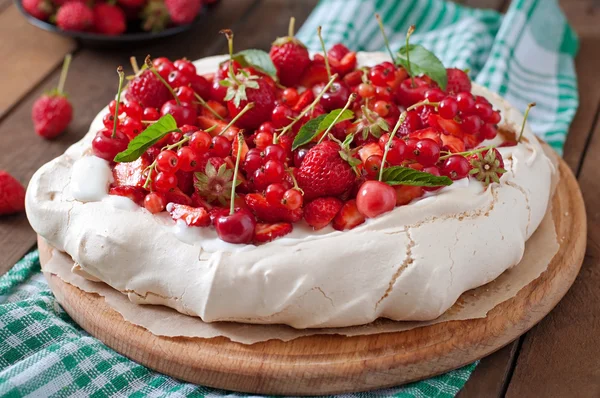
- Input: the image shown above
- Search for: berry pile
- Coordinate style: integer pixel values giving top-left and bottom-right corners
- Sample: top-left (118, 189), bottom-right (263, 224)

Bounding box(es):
top-left (21, 0), bottom-right (217, 35)
top-left (91, 20), bottom-right (528, 245)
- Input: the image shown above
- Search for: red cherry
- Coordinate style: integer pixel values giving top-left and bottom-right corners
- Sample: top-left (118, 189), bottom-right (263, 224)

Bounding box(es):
top-left (154, 171), bottom-right (178, 192)
top-left (368, 63), bottom-right (395, 86)
top-left (320, 81), bottom-right (350, 111)
top-left (190, 74), bottom-right (210, 99)
top-left (177, 146), bottom-right (199, 172)
top-left (386, 139), bottom-right (408, 165)
top-left (214, 208), bottom-right (256, 244)
top-left (438, 97), bottom-right (458, 120)
top-left (364, 154), bottom-right (383, 178)
top-left (157, 150), bottom-right (179, 173)
top-left (175, 86), bottom-right (195, 103)
top-left (294, 147), bottom-right (309, 167)
top-left (160, 100), bottom-right (197, 126)
top-left (167, 70), bottom-right (190, 88)
top-left (414, 139), bottom-right (440, 166)
top-left (143, 107), bottom-right (160, 121)
top-left (264, 144), bottom-right (286, 162)
top-left (357, 83), bottom-right (375, 98)
top-left (356, 180), bottom-right (397, 218)
top-left (174, 59), bottom-right (196, 76)
top-left (282, 189), bottom-right (303, 210)
top-left (210, 79), bottom-right (227, 102)
top-left (396, 77), bottom-right (431, 107)
top-left (144, 192), bottom-right (166, 214)
top-left (210, 135), bottom-right (231, 157)
top-left (456, 92), bottom-right (475, 114)
top-left (263, 160), bottom-right (285, 183)
top-left (265, 183), bottom-right (286, 205)
top-left (271, 104), bottom-right (294, 128)
top-left (441, 155), bottom-right (471, 180)
top-left (91, 128), bottom-right (128, 161)
top-left (189, 130), bottom-right (212, 154)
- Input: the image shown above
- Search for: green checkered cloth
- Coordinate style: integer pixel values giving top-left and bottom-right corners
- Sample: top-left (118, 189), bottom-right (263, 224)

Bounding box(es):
top-left (1, 0), bottom-right (578, 397)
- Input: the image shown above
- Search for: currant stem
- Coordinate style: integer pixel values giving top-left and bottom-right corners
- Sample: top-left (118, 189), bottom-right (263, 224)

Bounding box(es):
top-left (406, 99), bottom-right (439, 111)
top-left (317, 26), bottom-right (332, 80)
top-left (287, 168), bottom-right (304, 194)
top-left (438, 144), bottom-right (496, 160)
top-left (405, 25), bottom-right (415, 88)
top-left (230, 132), bottom-right (244, 215)
top-left (518, 102), bottom-right (536, 142)
top-left (145, 56), bottom-right (180, 106)
top-left (193, 93), bottom-right (225, 120)
top-left (318, 93), bottom-right (356, 144)
top-left (378, 110), bottom-right (408, 181)
top-left (112, 66), bottom-right (125, 139)
top-left (288, 16), bottom-right (296, 37)
top-left (130, 56), bottom-right (140, 74)
top-left (218, 102), bottom-right (255, 136)
top-left (375, 14), bottom-right (395, 63)
top-left (162, 134), bottom-right (189, 151)
top-left (57, 54), bottom-right (72, 95)
top-left (143, 160), bottom-right (157, 190)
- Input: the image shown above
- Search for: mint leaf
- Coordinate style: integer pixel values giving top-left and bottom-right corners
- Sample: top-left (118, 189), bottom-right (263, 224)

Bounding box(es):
top-left (396, 44), bottom-right (447, 90)
top-left (382, 166), bottom-right (453, 187)
top-left (114, 115), bottom-right (178, 162)
top-left (232, 49), bottom-right (277, 79)
top-left (292, 109), bottom-right (354, 150)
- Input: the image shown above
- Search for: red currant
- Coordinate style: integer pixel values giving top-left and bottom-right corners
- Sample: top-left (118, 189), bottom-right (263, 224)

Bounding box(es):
top-left (108, 100), bottom-right (124, 116)
top-left (475, 102), bottom-right (493, 121)
top-left (121, 117), bottom-right (144, 140)
top-left (143, 107), bottom-right (160, 121)
top-left (244, 151), bottom-right (263, 174)
top-left (374, 85), bottom-right (393, 101)
top-left (271, 105), bottom-right (294, 128)
top-left (123, 102), bottom-right (142, 120)
top-left (368, 63), bottom-right (395, 86)
top-left (456, 92), bottom-right (475, 114)
top-left (174, 59), bottom-right (196, 76)
top-left (281, 88), bottom-right (299, 107)
top-left (189, 131), bottom-right (212, 154)
top-left (357, 83), bottom-right (375, 98)
top-left (264, 144), bottom-right (286, 162)
top-left (175, 86), bottom-right (196, 103)
top-left (102, 113), bottom-right (118, 129)
top-left (282, 189), bottom-right (303, 210)
top-left (160, 100), bottom-right (197, 126)
top-left (423, 166), bottom-right (443, 191)
top-left (153, 57), bottom-right (172, 68)
top-left (258, 122), bottom-right (275, 135)
top-left (373, 100), bottom-right (390, 117)
top-left (462, 115), bottom-right (483, 134)
top-left (424, 88), bottom-right (445, 102)
top-left (211, 135), bottom-right (232, 157)
top-left (438, 97), bottom-right (458, 120)
top-left (252, 168), bottom-right (269, 191)
top-left (263, 160), bottom-right (285, 183)
top-left (364, 154), bottom-right (383, 178)
top-left (254, 132), bottom-right (273, 150)
top-left (441, 155), bottom-right (471, 180)
top-left (265, 183), bottom-right (286, 205)
top-left (414, 139), bottom-right (440, 166)
top-left (177, 146), bottom-right (199, 172)
top-left (154, 171), bottom-right (178, 192)
top-left (480, 123), bottom-right (498, 140)
top-left (387, 139), bottom-right (408, 165)
top-left (157, 150), bottom-right (179, 173)
top-left (167, 70), bottom-right (190, 88)
top-left (144, 192), bottom-right (166, 214)
top-left (488, 110), bottom-right (501, 125)
top-left (157, 62), bottom-right (176, 80)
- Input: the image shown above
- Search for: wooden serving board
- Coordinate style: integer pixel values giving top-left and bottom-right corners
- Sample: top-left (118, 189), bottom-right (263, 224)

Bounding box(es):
top-left (38, 157), bottom-right (586, 396)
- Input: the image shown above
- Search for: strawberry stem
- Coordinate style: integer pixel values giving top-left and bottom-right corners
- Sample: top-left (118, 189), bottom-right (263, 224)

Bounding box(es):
top-left (145, 56), bottom-right (180, 106)
top-left (317, 26), bottom-right (332, 80)
top-left (130, 56), bottom-right (140, 74)
top-left (112, 66), bottom-right (125, 139)
top-left (230, 132), bottom-right (244, 215)
top-left (375, 14), bottom-right (395, 63)
top-left (288, 16), bottom-right (296, 37)
top-left (57, 54), bottom-right (72, 96)
top-left (193, 93), bottom-right (225, 120)
top-left (318, 93), bottom-right (356, 144)
top-left (378, 110), bottom-right (408, 181)
top-left (518, 102), bottom-right (536, 142)
top-left (405, 25), bottom-right (415, 88)
top-left (218, 102), bottom-right (254, 136)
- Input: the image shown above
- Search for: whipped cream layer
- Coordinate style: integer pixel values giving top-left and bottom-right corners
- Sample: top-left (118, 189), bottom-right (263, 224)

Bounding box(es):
top-left (26, 53), bottom-right (555, 328)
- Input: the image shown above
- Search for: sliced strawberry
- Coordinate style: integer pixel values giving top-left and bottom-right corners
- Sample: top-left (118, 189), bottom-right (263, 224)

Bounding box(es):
top-left (299, 62), bottom-right (329, 88)
top-left (292, 90), bottom-right (315, 112)
top-left (394, 185), bottom-right (424, 206)
top-left (304, 197), bottom-right (343, 230)
top-left (112, 155), bottom-right (150, 187)
top-left (168, 203), bottom-right (210, 227)
top-left (108, 185), bottom-right (146, 205)
top-left (197, 116), bottom-right (239, 140)
top-left (429, 114), bottom-right (463, 137)
top-left (409, 127), bottom-right (443, 146)
top-left (343, 70), bottom-right (363, 87)
top-left (176, 170), bottom-right (194, 194)
top-left (332, 199), bottom-right (365, 231)
top-left (163, 187), bottom-right (192, 206)
top-left (441, 134), bottom-right (466, 153)
top-left (254, 222), bottom-right (293, 243)
top-left (329, 52), bottom-right (356, 76)
top-left (358, 142), bottom-right (383, 163)
top-left (245, 193), bottom-right (303, 223)
top-left (200, 100), bottom-right (228, 119)
top-left (191, 192), bottom-right (213, 209)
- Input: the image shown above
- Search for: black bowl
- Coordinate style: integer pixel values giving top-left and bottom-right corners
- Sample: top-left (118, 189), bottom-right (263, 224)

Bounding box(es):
top-left (14, 0), bottom-right (205, 48)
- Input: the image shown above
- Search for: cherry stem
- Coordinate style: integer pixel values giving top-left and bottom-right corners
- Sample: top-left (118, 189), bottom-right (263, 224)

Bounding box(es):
top-left (275, 74), bottom-right (338, 143)
top-left (518, 102), bottom-right (536, 142)
top-left (220, 29), bottom-right (236, 79)
top-left (375, 14), bottom-right (395, 63)
top-left (145, 55), bottom-right (180, 106)
top-left (230, 132), bottom-right (244, 215)
top-left (218, 102), bottom-right (254, 136)
top-left (57, 54), bottom-right (72, 95)
top-left (317, 26), bottom-right (332, 80)
top-left (112, 66), bottom-right (125, 139)
top-left (438, 145), bottom-right (496, 160)
top-left (130, 56), bottom-right (140, 74)
top-left (318, 93), bottom-right (356, 144)
top-left (405, 25), bottom-right (415, 88)
top-left (288, 16), bottom-right (295, 37)
top-left (379, 110), bottom-right (408, 181)
top-left (193, 93), bottom-right (225, 120)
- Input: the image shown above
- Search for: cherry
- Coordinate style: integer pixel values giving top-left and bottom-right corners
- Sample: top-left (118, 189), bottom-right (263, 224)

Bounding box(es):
top-left (441, 155), bottom-right (471, 180)
top-left (265, 183), bottom-right (286, 205)
top-left (174, 59), bottom-right (196, 76)
top-left (254, 132), bottom-right (273, 150)
top-left (282, 189), bottom-right (303, 210)
top-left (271, 104), bottom-right (294, 128)
top-left (357, 83), bottom-right (375, 98)
top-left (423, 166), bottom-right (443, 191)
top-left (402, 110), bottom-right (423, 134)
top-left (157, 150), bottom-right (179, 173)
top-left (180, 124), bottom-right (198, 135)
top-left (175, 86), bottom-right (195, 103)
top-left (214, 208), bottom-right (256, 244)
top-left (320, 81), bottom-right (350, 111)
top-left (121, 117), bottom-right (144, 140)
top-left (161, 100), bottom-right (197, 126)
top-left (143, 107), bottom-right (160, 121)
top-left (210, 135), bottom-right (231, 157)
top-left (386, 138), bottom-right (408, 165)
top-left (263, 160), bottom-right (285, 183)
top-left (396, 77), bottom-right (431, 107)
top-left (378, 133), bottom-right (390, 150)
top-left (167, 131), bottom-right (183, 145)
top-left (144, 192), bottom-right (166, 214)
top-left (356, 180), bottom-right (397, 218)
top-left (364, 154), bottom-right (383, 178)
top-left (281, 88), bottom-right (299, 107)
top-left (92, 128), bottom-right (128, 161)
top-left (373, 100), bottom-right (390, 117)
top-left (424, 88), bottom-right (445, 102)
top-left (190, 74), bottom-right (210, 99)
top-left (177, 146), bottom-right (199, 172)
top-left (264, 144), bottom-right (286, 162)
top-left (154, 171), bottom-right (178, 192)
top-left (456, 92), bottom-right (475, 114)
top-left (123, 101), bottom-right (142, 120)
top-left (414, 139), bottom-right (440, 166)
top-left (294, 147), bottom-right (309, 167)
top-left (167, 70), bottom-right (190, 88)
top-left (210, 79), bottom-right (227, 102)
top-left (438, 97), bottom-right (458, 120)
top-left (189, 130), bottom-right (212, 153)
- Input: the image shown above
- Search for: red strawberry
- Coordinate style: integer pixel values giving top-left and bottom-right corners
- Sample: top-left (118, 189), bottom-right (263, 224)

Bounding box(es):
top-left (0, 171), bottom-right (26, 216)
top-left (92, 3), bottom-right (126, 35)
top-left (165, 0), bottom-right (201, 25)
top-left (332, 199), bottom-right (365, 231)
top-left (304, 197), bottom-right (343, 230)
top-left (126, 70), bottom-right (172, 109)
top-left (56, 2), bottom-right (93, 31)
top-left (299, 61), bottom-right (329, 88)
top-left (112, 155), bottom-right (151, 187)
top-left (226, 75), bottom-right (276, 130)
top-left (295, 141), bottom-right (356, 200)
top-left (168, 203), bottom-right (210, 227)
top-left (253, 222), bottom-right (293, 243)
top-left (269, 18), bottom-right (311, 86)
top-left (117, 0), bottom-right (145, 8)
top-left (163, 187), bottom-right (193, 205)
top-left (108, 186), bottom-right (146, 205)
top-left (22, 0), bottom-right (52, 20)
top-left (446, 68), bottom-right (471, 94)
top-left (394, 185), bottom-right (424, 206)
top-left (245, 193), bottom-right (303, 223)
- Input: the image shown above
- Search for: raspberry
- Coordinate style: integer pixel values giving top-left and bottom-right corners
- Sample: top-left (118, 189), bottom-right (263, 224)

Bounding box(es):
top-left (56, 2), bottom-right (93, 32)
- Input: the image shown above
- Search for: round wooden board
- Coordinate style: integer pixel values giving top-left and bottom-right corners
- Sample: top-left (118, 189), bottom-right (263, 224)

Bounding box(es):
top-left (38, 157), bottom-right (586, 395)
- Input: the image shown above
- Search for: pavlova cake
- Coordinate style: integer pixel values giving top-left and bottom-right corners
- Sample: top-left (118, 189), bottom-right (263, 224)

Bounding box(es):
top-left (26, 23), bottom-right (554, 328)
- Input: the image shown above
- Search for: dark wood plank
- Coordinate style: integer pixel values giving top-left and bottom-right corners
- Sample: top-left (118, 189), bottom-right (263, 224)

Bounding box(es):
top-left (462, 0), bottom-right (507, 10)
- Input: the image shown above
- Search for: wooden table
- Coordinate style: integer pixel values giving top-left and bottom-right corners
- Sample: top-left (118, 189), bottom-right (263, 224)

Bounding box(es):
top-left (0, 0), bottom-right (598, 396)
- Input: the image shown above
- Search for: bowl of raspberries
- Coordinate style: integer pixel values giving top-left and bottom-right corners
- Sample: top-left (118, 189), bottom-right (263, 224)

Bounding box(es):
top-left (15, 0), bottom-right (218, 46)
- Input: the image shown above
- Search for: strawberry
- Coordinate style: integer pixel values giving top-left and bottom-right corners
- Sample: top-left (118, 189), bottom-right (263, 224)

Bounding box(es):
top-left (196, 116), bottom-right (239, 140)
top-left (253, 222), bottom-right (293, 243)
top-left (304, 197), bottom-right (343, 230)
top-left (168, 203), bottom-right (210, 227)
top-left (0, 171), bottom-right (25, 216)
top-left (225, 74), bottom-right (276, 130)
top-left (22, 0), bottom-right (52, 20)
top-left (296, 141), bottom-right (356, 200)
top-left (108, 186), bottom-right (146, 205)
top-left (117, 0), bottom-right (145, 8)
top-left (358, 142), bottom-right (382, 163)
top-left (92, 3), bottom-right (126, 36)
top-left (332, 199), bottom-right (365, 231)
top-left (165, 0), bottom-right (202, 25)
top-left (245, 193), bottom-right (303, 223)
top-left (446, 68), bottom-right (471, 94)
top-left (440, 134), bottom-right (465, 153)
top-left (163, 187), bottom-right (192, 205)
top-left (409, 127), bottom-right (443, 146)
top-left (269, 18), bottom-right (311, 86)
top-left (394, 185), bottom-right (424, 206)
top-left (299, 61), bottom-right (329, 88)
top-left (112, 155), bottom-right (151, 187)
top-left (56, 2), bottom-right (93, 31)
top-left (126, 70), bottom-right (172, 109)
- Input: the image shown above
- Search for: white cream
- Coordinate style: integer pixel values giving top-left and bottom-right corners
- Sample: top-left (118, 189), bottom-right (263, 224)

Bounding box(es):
top-left (70, 156), bottom-right (113, 202)
top-left (25, 53), bottom-right (555, 328)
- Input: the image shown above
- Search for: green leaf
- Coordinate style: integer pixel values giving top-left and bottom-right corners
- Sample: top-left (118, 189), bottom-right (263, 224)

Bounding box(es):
top-left (381, 166), bottom-right (453, 187)
top-left (232, 49), bottom-right (277, 78)
top-left (396, 44), bottom-right (447, 90)
top-left (291, 109), bottom-right (354, 151)
top-left (113, 115), bottom-right (178, 162)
